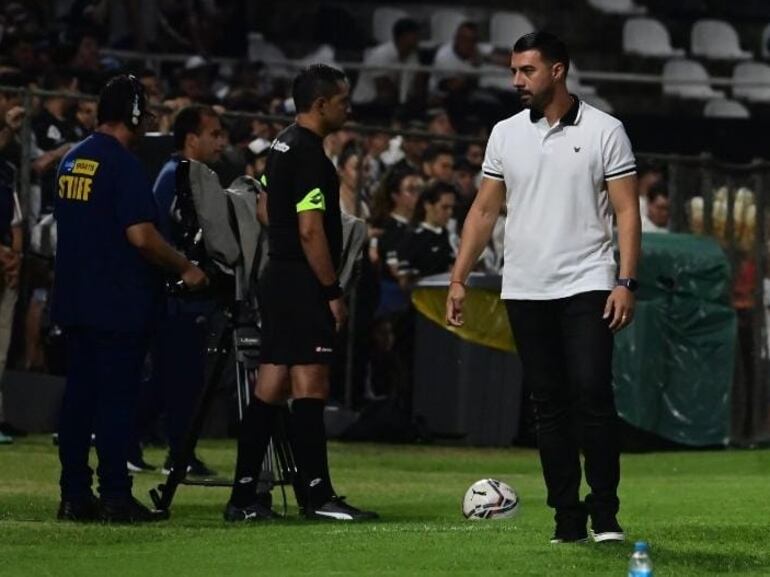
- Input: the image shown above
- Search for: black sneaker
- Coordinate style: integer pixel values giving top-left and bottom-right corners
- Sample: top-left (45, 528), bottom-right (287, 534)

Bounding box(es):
top-left (550, 509), bottom-right (589, 544)
top-left (223, 499), bottom-right (279, 522)
top-left (188, 456), bottom-right (217, 477)
top-left (305, 496), bottom-right (379, 521)
top-left (162, 455), bottom-right (217, 477)
top-left (590, 513), bottom-right (625, 543)
top-left (57, 495), bottom-right (100, 522)
top-left (99, 496), bottom-right (169, 523)
top-left (127, 458), bottom-right (157, 473)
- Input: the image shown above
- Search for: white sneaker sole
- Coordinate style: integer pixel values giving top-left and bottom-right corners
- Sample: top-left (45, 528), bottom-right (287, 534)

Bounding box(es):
top-left (550, 537), bottom-right (589, 544)
top-left (592, 531), bottom-right (625, 543)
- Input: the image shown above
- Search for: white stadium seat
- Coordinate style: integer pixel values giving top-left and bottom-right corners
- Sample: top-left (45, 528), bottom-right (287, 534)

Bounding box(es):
top-left (703, 98), bottom-right (750, 118)
top-left (567, 62), bottom-right (597, 96)
top-left (587, 0), bottom-right (646, 16)
top-left (663, 59), bottom-right (725, 100)
top-left (623, 17), bottom-right (685, 58)
top-left (732, 61), bottom-right (770, 102)
top-left (490, 11), bottom-right (535, 50)
top-left (372, 7), bottom-right (409, 45)
top-left (761, 23), bottom-right (770, 59)
top-left (430, 9), bottom-right (469, 45)
top-left (691, 19), bottom-right (752, 60)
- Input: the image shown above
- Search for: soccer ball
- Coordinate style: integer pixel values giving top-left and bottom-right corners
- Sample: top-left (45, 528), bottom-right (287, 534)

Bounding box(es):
top-left (462, 478), bottom-right (520, 520)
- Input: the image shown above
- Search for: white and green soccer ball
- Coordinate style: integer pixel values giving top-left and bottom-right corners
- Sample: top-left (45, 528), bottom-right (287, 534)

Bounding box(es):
top-left (462, 478), bottom-right (520, 520)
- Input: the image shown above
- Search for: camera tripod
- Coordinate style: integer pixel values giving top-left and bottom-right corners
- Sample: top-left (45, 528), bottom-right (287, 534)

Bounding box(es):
top-left (149, 299), bottom-right (301, 514)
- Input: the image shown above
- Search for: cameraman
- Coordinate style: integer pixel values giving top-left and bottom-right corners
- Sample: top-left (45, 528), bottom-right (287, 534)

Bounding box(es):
top-left (53, 75), bottom-right (207, 523)
top-left (128, 105), bottom-right (225, 477)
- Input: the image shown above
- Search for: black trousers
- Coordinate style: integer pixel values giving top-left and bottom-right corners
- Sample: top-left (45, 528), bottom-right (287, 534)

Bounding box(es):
top-left (505, 291), bottom-right (620, 518)
top-left (59, 327), bottom-right (148, 501)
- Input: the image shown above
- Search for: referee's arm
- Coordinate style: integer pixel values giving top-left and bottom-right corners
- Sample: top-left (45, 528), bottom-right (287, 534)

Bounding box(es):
top-left (446, 177), bottom-right (506, 326)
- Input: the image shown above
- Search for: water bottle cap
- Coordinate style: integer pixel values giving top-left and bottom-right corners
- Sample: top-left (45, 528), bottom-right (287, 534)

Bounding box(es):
top-left (634, 541), bottom-right (648, 552)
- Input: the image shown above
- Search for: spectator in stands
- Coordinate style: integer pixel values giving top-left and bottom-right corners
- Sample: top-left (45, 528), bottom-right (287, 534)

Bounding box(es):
top-left (0, 145), bottom-right (23, 445)
top-left (338, 143), bottom-right (368, 218)
top-left (360, 124), bottom-right (390, 201)
top-left (4, 33), bottom-right (40, 75)
top-left (0, 72), bottom-right (25, 170)
top-left (73, 98), bottom-right (98, 139)
top-left (399, 181), bottom-right (456, 284)
top-left (452, 157), bottom-right (479, 232)
top-left (636, 162), bottom-right (665, 217)
top-left (352, 18), bottom-right (421, 110)
top-left (421, 144), bottom-right (454, 184)
top-left (370, 167), bottom-right (423, 312)
top-left (244, 137), bottom-right (270, 180)
top-left (641, 182), bottom-right (670, 233)
top-left (427, 107), bottom-right (455, 137)
top-left (392, 119), bottom-right (428, 172)
top-left (128, 104), bottom-right (225, 476)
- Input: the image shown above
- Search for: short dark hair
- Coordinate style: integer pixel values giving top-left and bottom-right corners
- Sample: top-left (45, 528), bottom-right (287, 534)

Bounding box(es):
top-left (173, 104), bottom-right (218, 150)
top-left (97, 74), bottom-right (147, 129)
top-left (393, 18), bottom-right (420, 43)
top-left (513, 31), bottom-right (570, 75)
top-left (42, 69), bottom-right (77, 91)
top-left (415, 180), bottom-right (456, 223)
top-left (457, 21), bottom-right (479, 36)
top-left (292, 64), bottom-right (347, 113)
top-left (422, 144), bottom-right (454, 164)
top-left (647, 181), bottom-right (669, 203)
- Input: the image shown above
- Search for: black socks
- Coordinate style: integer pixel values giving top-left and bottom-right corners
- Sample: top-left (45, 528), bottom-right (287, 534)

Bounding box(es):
top-left (230, 397), bottom-right (278, 507)
top-left (290, 397), bottom-right (334, 507)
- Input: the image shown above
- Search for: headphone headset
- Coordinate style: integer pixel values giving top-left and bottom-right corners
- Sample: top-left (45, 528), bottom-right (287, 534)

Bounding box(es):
top-left (125, 74), bottom-right (146, 129)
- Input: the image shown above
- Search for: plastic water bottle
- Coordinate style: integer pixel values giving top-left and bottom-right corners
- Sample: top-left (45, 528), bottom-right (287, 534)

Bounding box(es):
top-left (628, 541), bottom-right (653, 577)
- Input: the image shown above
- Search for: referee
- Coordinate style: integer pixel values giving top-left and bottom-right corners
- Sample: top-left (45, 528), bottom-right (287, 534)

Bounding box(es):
top-left (447, 33), bottom-right (640, 544)
top-left (225, 64), bottom-right (377, 521)
top-left (53, 75), bottom-right (207, 522)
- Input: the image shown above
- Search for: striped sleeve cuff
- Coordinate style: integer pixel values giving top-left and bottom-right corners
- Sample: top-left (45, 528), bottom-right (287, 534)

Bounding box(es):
top-left (605, 165), bottom-right (637, 181)
top-left (483, 169), bottom-right (505, 181)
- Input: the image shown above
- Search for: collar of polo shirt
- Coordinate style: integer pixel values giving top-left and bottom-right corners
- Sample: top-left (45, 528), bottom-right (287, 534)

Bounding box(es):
top-left (529, 94), bottom-right (581, 126)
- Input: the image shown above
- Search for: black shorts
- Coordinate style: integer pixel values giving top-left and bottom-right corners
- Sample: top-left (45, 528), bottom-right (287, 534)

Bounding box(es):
top-left (258, 260), bottom-right (336, 365)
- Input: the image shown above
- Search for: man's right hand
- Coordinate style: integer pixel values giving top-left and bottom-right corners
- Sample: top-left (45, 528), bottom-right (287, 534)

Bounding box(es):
top-left (181, 264), bottom-right (208, 290)
top-left (445, 281), bottom-right (466, 327)
top-left (329, 297), bottom-right (348, 332)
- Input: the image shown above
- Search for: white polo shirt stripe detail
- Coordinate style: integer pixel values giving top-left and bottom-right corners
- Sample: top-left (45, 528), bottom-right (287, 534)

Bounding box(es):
top-left (481, 98), bottom-right (636, 300)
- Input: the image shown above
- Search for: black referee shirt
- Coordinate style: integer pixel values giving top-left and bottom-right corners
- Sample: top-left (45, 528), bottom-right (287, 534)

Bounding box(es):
top-left (264, 124), bottom-right (343, 270)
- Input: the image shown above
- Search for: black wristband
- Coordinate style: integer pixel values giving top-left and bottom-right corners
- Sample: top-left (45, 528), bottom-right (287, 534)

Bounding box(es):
top-left (322, 281), bottom-right (343, 301)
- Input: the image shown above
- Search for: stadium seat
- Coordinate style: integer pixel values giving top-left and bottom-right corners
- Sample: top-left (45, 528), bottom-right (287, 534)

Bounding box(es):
top-left (691, 19), bottom-right (752, 60)
top-left (703, 98), bottom-right (750, 118)
top-left (662, 59), bottom-right (725, 99)
top-left (761, 23), bottom-right (770, 59)
top-left (489, 11), bottom-right (535, 50)
top-left (299, 44), bottom-right (336, 66)
top-left (372, 7), bottom-right (409, 45)
top-left (567, 62), bottom-right (597, 96)
top-left (622, 18), bottom-right (685, 58)
top-left (582, 94), bottom-right (614, 113)
top-left (587, 0), bottom-right (647, 15)
top-left (429, 9), bottom-right (470, 46)
top-left (732, 61), bottom-right (770, 102)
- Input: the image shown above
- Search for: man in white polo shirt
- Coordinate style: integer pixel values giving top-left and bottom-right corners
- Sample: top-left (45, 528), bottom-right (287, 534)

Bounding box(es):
top-left (446, 32), bottom-right (640, 545)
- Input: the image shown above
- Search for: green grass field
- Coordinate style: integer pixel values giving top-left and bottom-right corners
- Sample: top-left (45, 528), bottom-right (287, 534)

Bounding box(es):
top-left (1, 437), bottom-right (769, 576)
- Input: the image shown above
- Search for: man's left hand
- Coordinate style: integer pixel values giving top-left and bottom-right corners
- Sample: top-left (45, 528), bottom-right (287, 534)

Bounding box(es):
top-left (603, 286), bottom-right (635, 333)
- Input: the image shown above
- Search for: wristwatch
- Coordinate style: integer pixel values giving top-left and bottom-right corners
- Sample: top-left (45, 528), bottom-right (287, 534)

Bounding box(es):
top-left (616, 277), bottom-right (639, 292)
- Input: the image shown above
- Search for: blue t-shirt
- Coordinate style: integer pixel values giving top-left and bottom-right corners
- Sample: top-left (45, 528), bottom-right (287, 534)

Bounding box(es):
top-left (52, 132), bottom-right (163, 332)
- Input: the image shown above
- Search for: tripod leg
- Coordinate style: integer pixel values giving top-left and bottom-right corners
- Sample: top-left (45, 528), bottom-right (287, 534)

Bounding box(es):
top-left (271, 407), bottom-right (304, 511)
top-left (150, 314), bottom-right (233, 512)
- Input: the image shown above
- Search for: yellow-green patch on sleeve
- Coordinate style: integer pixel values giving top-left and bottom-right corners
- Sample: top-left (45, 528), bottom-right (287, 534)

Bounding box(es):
top-left (296, 187), bottom-right (326, 212)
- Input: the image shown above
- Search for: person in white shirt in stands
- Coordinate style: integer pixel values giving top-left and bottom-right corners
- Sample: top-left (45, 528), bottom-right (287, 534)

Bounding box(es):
top-left (640, 182), bottom-right (670, 233)
top-left (353, 18), bottom-right (421, 108)
top-left (446, 32), bottom-right (640, 545)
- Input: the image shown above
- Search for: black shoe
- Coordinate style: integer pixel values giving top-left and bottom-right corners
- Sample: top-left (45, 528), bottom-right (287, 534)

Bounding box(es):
top-left (590, 513), bottom-right (625, 543)
top-left (223, 499), bottom-right (279, 522)
top-left (162, 455), bottom-right (217, 477)
top-left (57, 495), bottom-right (100, 522)
top-left (99, 496), bottom-right (169, 523)
top-left (550, 509), bottom-right (589, 544)
top-left (188, 456), bottom-right (217, 477)
top-left (0, 422), bottom-right (27, 437)
top-left (305, 496), bottom-right (379, 521)
top-left (127, 458), bottom-right (157, 473)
